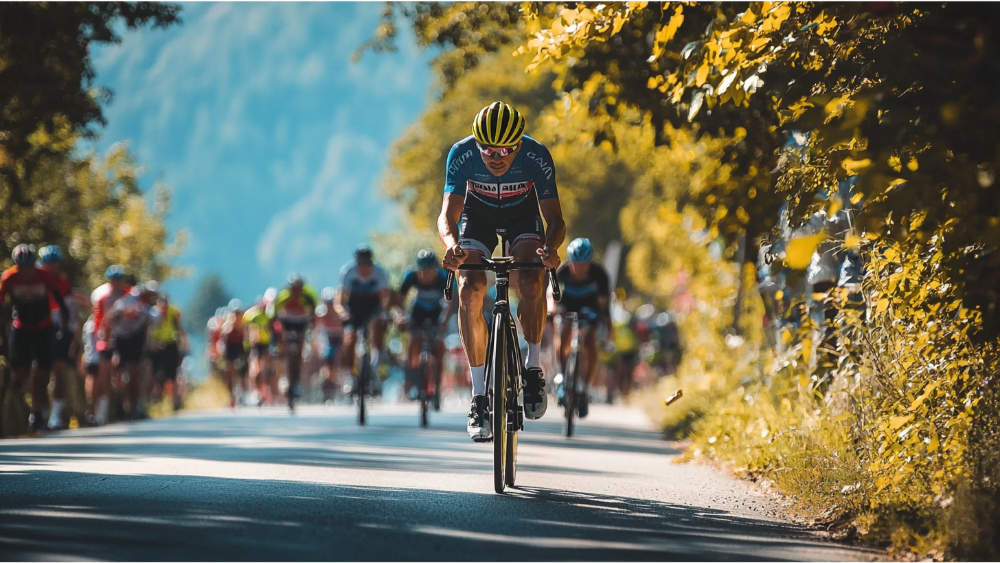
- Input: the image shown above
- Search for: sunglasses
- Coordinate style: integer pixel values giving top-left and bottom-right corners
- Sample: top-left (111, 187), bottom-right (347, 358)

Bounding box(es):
top-left (476, 142), bottom-right (519, 158)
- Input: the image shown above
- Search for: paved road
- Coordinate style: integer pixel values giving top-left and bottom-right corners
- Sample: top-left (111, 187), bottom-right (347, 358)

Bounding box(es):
top-left (0, 401), bottom-right (874, 561)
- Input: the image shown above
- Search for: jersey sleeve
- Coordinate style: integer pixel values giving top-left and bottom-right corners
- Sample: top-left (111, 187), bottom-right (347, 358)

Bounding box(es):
top-left (374, 266), bottom-right (389, 291)
top-left (595, 266), bottom-right (611, 297)
top-left (524, 142), bottom-right (558, 200)
top-left (398, 271), bottom-right (416, 298)
top-left (444, 142), bottom-right (476, 196)
top-left (338, 264), bottom-right (352, 291)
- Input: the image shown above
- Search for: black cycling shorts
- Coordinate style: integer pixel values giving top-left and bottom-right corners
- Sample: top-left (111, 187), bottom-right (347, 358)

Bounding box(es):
top-left (9, 324), bottom-right (55, 370)
top-left (560, 296), bottom-right (601, 316)
top-left (152, 342), bottom-right (181, 381)
top-left (115, 332), bottom-right (146, 363)
top-left (408, 307), bottom-right (441, 331)
top-left (345, 301), bottom-right (380, 331)
top-left (225, 341), bottom-right (246, 362)
top-left (459, 208), bottom-right (544, 256)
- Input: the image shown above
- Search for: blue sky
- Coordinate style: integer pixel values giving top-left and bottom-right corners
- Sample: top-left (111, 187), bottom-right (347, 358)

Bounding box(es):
top-left (87, 2), bottom-right (435, 307)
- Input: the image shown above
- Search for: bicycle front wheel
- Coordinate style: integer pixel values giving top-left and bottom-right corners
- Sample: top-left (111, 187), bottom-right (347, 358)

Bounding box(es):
top-left (565, 343), bottom-right (578, 438)
top-left (490, 311), bottom-right (507, 494)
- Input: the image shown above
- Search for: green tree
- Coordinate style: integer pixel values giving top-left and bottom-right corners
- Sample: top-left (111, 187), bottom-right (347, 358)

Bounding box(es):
top-left (186, 274), bottom-right (232, 334)
top-left (0, 2), bottom-right (180, 201)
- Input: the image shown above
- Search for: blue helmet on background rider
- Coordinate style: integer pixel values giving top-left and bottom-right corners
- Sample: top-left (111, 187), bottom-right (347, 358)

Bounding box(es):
top-left (38, 245), bottom-right (62, 265)
top-left (567, 238), bottom-right (594, 263)
top-left (416, 249), bottom-right (438, 270)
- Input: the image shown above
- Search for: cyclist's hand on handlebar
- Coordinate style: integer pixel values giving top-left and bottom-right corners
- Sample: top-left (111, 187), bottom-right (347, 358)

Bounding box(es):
top-left (537, 245), bottom-right (560, 269)
top-left (442, 244), bottom-right (468, 270)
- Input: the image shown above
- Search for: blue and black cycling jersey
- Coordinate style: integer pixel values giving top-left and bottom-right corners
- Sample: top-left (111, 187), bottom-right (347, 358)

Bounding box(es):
top-left (556, 263), bottom-right (611, 314)
top-left (399, 268), bottom-right (448, 314)
top-left (444, 135), bottom-right (558, 254)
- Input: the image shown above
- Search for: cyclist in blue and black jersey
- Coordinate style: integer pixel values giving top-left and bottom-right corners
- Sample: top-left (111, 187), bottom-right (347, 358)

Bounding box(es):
top-left (438, 102), bottom-right (566, 440)
top-left (336, 245), bottom-right (392, 393)
top-left (553, 238), bottom-right (612, 419)
top-left (395, 249), bottom-right (456, 401)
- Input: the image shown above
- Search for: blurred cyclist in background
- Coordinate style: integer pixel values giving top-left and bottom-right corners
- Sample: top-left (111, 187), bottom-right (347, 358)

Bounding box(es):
top-left (102, 283), bottom-right (154, 420)
top-left (553, 238), bottom-right (611, 419)
top-left (271, 274), bottom-right (318, 405)
top-left (37, 245), bottom-right (80, 430)
top-left (221, 298), bottom-right (247, 408)
top-left (207, 307), bottom-right (226, 376)
top-left (0, 244), bottom-right (69, 432)
top-left (91, 264), bottom-right (130, 426)
top-left (395, 249), bottom-right (454, 402)
top-left (243, 294), bottom-right (274, 405)
top-left (315, 287), bottom-right (345, 403)
top-left (336, 245), bottom-right (391, 396)
top-left (149, 290), bottom-right (186, 411)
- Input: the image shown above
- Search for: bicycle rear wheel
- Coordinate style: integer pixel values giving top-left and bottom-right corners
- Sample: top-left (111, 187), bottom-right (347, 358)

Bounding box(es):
top-left (419, 357), bottom-right (429, 428)
top-left (490, 311), bottom-right (507, 494)
top-left (358, 350), bottom-right (368, 426)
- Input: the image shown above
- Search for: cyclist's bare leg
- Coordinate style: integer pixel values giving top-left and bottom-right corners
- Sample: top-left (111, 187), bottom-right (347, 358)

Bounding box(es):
top-left (582, 326), bottom-right (598, 386)
top-left (510, 241), bottom-right (546, 344)
top-left (31, 364), bottom-right (49, 414)
top-left (431, 338), bottom-right (445, 392)
top-left (407, 333), bottom-right (423, 370)
top-left (225, 360), bottom-right (236, 406)
top-left (556, 317), bottom-right (572, 366)
top-left (457, 253), bottom-right (488, 367)
top-left (341, 330), bottom-right (357, 371)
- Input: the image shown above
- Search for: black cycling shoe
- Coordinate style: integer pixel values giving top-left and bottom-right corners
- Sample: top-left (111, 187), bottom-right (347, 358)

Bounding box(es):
top-left (467, 395), bottom-right (492, 442)
top-left (577, 392), bottom-right (589, 419)
top-left (523, 367), bottom-right (548, 419)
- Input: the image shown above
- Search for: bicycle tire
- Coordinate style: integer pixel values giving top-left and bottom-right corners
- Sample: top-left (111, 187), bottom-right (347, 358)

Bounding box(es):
top-left (565, 342), bottom-right (577, 438)
top-left (491, 310), bottom-right (507, 494)
top-left (504, 321), bottom-right (519, 487)
top-left (358, 349), bottom-right (368, 426)
top-left (419, 356), bottom-right (429, 428)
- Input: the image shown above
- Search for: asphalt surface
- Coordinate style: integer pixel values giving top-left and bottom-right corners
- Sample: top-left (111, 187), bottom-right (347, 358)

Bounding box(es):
top-left (0, 400), bottom-right (876, 561)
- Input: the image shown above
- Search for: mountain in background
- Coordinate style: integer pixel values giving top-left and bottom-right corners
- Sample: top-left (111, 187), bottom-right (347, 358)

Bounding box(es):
top-left (85, 2), bottom-right (435, 307)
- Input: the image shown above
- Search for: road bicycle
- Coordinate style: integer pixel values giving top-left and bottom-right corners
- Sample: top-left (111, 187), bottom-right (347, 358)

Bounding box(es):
top-left (412, 323), bottom-right (442, 428)
top-left (354, 322), bottom-right (373, 426)
top-left (445, 229), bottom-right (561, 493)
top-left (283, 327), bottom-right (305, 413)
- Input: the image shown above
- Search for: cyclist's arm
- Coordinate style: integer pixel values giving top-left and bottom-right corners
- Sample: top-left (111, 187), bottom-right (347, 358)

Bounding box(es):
top-left (334, 287), bottom-right (350, 319)
top-left (538, 198), bottom-right (566, 266)
top-left (438, 193), bottom-right (465, 254)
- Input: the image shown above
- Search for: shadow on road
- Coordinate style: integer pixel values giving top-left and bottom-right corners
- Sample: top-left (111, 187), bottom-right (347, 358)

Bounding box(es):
top-left (0, 410), bottom-right (677, 477)
top-left (0, 472), bottom-right (868, 562)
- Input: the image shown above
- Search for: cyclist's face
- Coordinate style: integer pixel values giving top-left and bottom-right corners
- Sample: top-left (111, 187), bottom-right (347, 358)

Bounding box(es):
top-left (357, 263), bottom-right (374, 278)
top-left (480, 143), bottom-right (519, 177)
top-left (568, 262), bottom-right (591, 278)
top-left (416, 267), bottom-right (437, 283)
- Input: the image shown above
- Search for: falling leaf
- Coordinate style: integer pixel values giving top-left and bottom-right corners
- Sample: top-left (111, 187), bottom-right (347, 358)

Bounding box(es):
top-left (688, 90), bottom-right (704, 121)
top-left (784, 232), bottom-right (825, 269)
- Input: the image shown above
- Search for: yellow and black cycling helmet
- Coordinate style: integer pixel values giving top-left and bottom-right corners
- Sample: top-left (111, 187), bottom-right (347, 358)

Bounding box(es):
top-left (472, 101), bottom-right (526, 148)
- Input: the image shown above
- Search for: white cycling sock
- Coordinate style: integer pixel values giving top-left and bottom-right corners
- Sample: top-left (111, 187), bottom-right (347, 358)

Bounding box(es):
top-left (470, 365), bottom-right (486, 396)
top-left (525, 342), bottom-right (542, 369)
top-left (96, 396), bottom-right (109, 426)
top-left (48, 400), bottom-right (64, 428)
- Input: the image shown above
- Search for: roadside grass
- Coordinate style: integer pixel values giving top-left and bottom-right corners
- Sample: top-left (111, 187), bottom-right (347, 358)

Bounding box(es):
top-left (641, 229), bottom-right (1000, 560)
